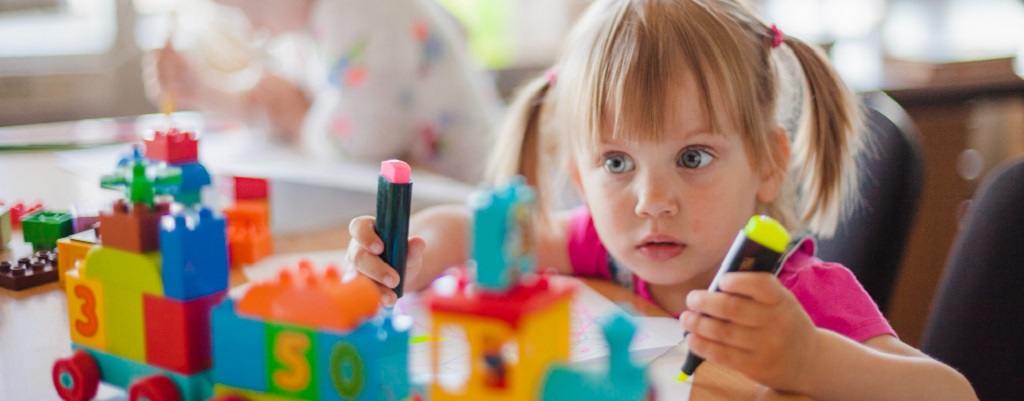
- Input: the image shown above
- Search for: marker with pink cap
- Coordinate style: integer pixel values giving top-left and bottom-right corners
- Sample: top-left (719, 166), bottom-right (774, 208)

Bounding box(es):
top-left (375, 159), bottom-right (413, 297)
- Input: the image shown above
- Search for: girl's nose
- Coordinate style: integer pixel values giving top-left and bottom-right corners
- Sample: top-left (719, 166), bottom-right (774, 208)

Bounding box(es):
top-left (634, 175), bottom-right (678, 218)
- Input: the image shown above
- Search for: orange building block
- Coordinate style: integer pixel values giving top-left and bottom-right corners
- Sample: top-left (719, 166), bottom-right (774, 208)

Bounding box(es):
top-left (235, 261), bottom-right (380, 331)
top-left (65, 270), bottom-right (107, 351)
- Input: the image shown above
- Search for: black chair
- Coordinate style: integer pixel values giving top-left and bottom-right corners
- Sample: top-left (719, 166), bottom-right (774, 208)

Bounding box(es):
top-left (921, 157), bottom-right (1024, 401)
top-left (817, 91), bottom-right (924, 313)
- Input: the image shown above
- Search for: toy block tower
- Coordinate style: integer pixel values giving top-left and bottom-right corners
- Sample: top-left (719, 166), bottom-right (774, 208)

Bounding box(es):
top-left (210, 260), bottom-right (411, 400)
top-left (53, 142), bottom-right (227, 401)
top-left (428, 177), bottom-right (575, 401)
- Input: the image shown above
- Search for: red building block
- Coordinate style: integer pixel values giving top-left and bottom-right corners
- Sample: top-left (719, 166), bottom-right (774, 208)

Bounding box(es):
top-left (142, 290), bottom-right (226, 374)
top-left (144, 128), bottom-right (198, 164)
top-left (98, 200), bottom-right (170, 253)
top-left (232, 177), bottom-right (269, 201)
top-left (0, 251), bottom-right (59, 291)
top-left (0, 201), bottom-right (43, 229)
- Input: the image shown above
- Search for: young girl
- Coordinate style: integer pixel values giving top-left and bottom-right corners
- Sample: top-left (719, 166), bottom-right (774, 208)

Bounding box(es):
top-left (145, 0), bottom-right (501, 183)
top-left (348, 0), bottom-right (976, 398)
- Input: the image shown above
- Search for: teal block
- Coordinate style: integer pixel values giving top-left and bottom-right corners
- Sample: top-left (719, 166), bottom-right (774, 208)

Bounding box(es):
top-left (469, 177), bottom-right (536, 291)
top-left (72, 344), bottom-right (214, 401)
top-left (540, 312), bottom-right (648, 401)
top-left (211, 299), bottom-right (268, 392)
top-left (315, 314), bottom-right (411, 401)
top-left (22, 210), bottom-right (73, 251)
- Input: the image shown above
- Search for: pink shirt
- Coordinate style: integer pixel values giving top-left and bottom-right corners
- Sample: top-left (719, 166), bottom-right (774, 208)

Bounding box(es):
top-left (567, 207), bottom-right (896, 343)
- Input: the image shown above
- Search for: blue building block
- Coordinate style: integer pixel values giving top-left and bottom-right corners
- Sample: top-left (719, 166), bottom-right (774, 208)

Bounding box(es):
top-left (470, 176), bottom-right (537, 291)
top-left (315, 313), bottom-right (411, 401)
top-left (22, 211), bottom-right (74, 251)
top-left (211, 299), bottom-right (269, 392)
top-left (540, 312), bottom-right (649, 401)
top-left (173, 162), bottom-right (211, 206)
top-left (72, 344), bottom-right (214, 401)
top-left (160, 208), bottom-right (228, 300)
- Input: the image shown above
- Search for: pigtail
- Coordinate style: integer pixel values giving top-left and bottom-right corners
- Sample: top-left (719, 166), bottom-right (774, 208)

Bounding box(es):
top-left (784, 36), bottom-right (864, 238)
top-left (484, 73), bottom-right (559, 224)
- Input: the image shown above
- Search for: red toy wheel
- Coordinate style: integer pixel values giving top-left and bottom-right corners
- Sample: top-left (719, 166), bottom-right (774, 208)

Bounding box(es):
top-left (128, 375), bottom-right (181, 401)
top-left (207, 396), bottom-right (249, 401)
top-left (52, 350), bottom-right (100, 401)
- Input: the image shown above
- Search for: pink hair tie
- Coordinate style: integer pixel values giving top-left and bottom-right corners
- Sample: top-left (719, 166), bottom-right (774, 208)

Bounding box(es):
top-left (545, 66), bottom-right (558, 86)
top-left (770, 24), bottom-right (784, 48)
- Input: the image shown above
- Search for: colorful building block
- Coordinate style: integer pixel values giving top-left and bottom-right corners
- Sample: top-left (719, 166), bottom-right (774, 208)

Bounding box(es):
top-left (64, 269), bottom-right (108, 351)
top-left (231, 177), bottom-right (269, 201)
top-left (98, 200), bottom-right (169, 253)
top-left (22, 210), bottom-right (74, 251)
top-left (56, 230), bottom-right (98, 285)
top-left (1, 206), bottom-right (10, 247)
top-left (71, 215), bottom-right (100, 234)
top-left (539, 312), bottom-right (649, 401)
top-left (160, 208), bottom-right (228, 300)
top-left (144, 291), bottom-right (226, 374)
top-left (212, 299), bottom-right (270, 392)
top-left (0, 251), bottom-right (59, 290)
top-left (428, 274), bottom-right (574, 401)
top-left (101, 157), bottom-right (182, 207)
top-left (82, 246), bottom-right (164, 363)
top-left (227, 223), bottom-right (273, 267)
top-left (0, 200), bottom-right (42, 229)
top-left (174, 162), bottom-right (212, 205)
top-left (469, 177), bottom-right (537, 291)
top-left (67, 345), bottom-right (214, 401)
top-left (314, 314), bottom-right (411, 401)
top-left (145, 128), bottom-right (199, 164)
top-left (267, 323), bottom-right (318, 399)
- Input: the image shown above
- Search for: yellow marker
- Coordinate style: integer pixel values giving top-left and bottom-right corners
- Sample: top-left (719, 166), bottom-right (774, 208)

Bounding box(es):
top-left (676, 371), bottom-right (690, 382)
top-left (410, 334), bottom-right (444, 344)
top-left (161, 89), bottom-right (176, 116)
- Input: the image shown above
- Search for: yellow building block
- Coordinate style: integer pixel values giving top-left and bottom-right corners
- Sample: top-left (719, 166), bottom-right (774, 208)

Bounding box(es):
top-left (82, 246), bottom-right (163, 295)
top-left (64, 270), bottom-right (107, 351)
top-left (57, 237), bottom-right (96, 286)
top-left (103, 284), bottom-right (148, 362)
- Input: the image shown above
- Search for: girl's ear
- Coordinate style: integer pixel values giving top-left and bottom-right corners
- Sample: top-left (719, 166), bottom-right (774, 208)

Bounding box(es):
top-left (756, 127), bottom-right (790, 203)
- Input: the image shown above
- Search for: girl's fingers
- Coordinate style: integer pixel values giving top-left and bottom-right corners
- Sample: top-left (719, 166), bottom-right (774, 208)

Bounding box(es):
top-left (346, 237), bottom-right (399, 289)
top-left (685, 290), bottom-right (769, 328)
top-left (685, 329), bottom-right (753, 370)
top-left (716, 273), bottom-right (787, 305)
top-left (681, 311), bottom-right (760, 351)
top-left (348, 216), bottom-right (384, 255)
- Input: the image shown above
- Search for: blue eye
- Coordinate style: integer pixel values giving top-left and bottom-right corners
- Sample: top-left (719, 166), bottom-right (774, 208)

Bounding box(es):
top-left (678, 148), bottom-right (713, 168)
top-left (603, 153), bottom-right (635, 173)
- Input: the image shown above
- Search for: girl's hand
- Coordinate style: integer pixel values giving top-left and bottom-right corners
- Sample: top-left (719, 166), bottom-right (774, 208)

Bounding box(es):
top-left (346, 216), bottom-right (426, 307)
top-left (680, 272), bottom-right (818, 392)
top-left (142, 41), bottom-right (200, 110)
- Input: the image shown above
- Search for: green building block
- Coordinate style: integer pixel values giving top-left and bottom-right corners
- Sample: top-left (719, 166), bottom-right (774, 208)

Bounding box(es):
top-left (22, 211), bottom-right (73, 251)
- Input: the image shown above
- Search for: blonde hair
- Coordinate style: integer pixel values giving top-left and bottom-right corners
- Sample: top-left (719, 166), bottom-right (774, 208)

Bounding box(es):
top-left (486, 0), bottom-right (863, 238)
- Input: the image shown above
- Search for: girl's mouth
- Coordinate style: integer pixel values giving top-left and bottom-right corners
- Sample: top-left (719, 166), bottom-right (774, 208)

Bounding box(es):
top-left (637, 235), bottom-right (685, 261)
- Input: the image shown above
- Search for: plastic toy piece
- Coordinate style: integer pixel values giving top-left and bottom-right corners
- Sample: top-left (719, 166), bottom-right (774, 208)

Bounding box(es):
top-left (160, 208), bottom-right (229, 300)
top-left (57, 230), bottom-right (98, 285)
top-left (144, 291), bottom-right (226, 374)
top-left (172, 162), bottom-right (211, 206)
top-left (428, 274), bottom-right (575, 401)
top-left (224, 200), bottom-right (272, 267)
top-left (66, 344), bottom-right (214, 401)
top-left (539, 312), bottom-right (650, 401)
top-left (0, 200), bottom-right (43, 229)
top-left (98, 200), bottom-right (170, 253)
top-left (375, 159), bottom-right (413, 297)
top-left (64, 269), bottom-right (108, 351)
top-left (211, 300), bottom-right (270, 393)
top-left (71, 215), bottom-right (100, 234)
top-left (52, 350), bottom-right (101, 401)
top-left (0, 251), bottom-right (59, 290)
top-left (0, 206), bottom-right (10, 247)
top-left (128, 374), bottom-right (182, 401)
top-left (101, 158), bottom-right (182, 207)
top-left (145, 128), bottom-right (199, 164)
top-left (469, 177), bottom-right (537, 291)
top-left (231, 176), bottom-right (269, 201)
top-left (236, 261), bottom-right (380, 331)
top-left (22, 210), bottom-right (74, 251)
